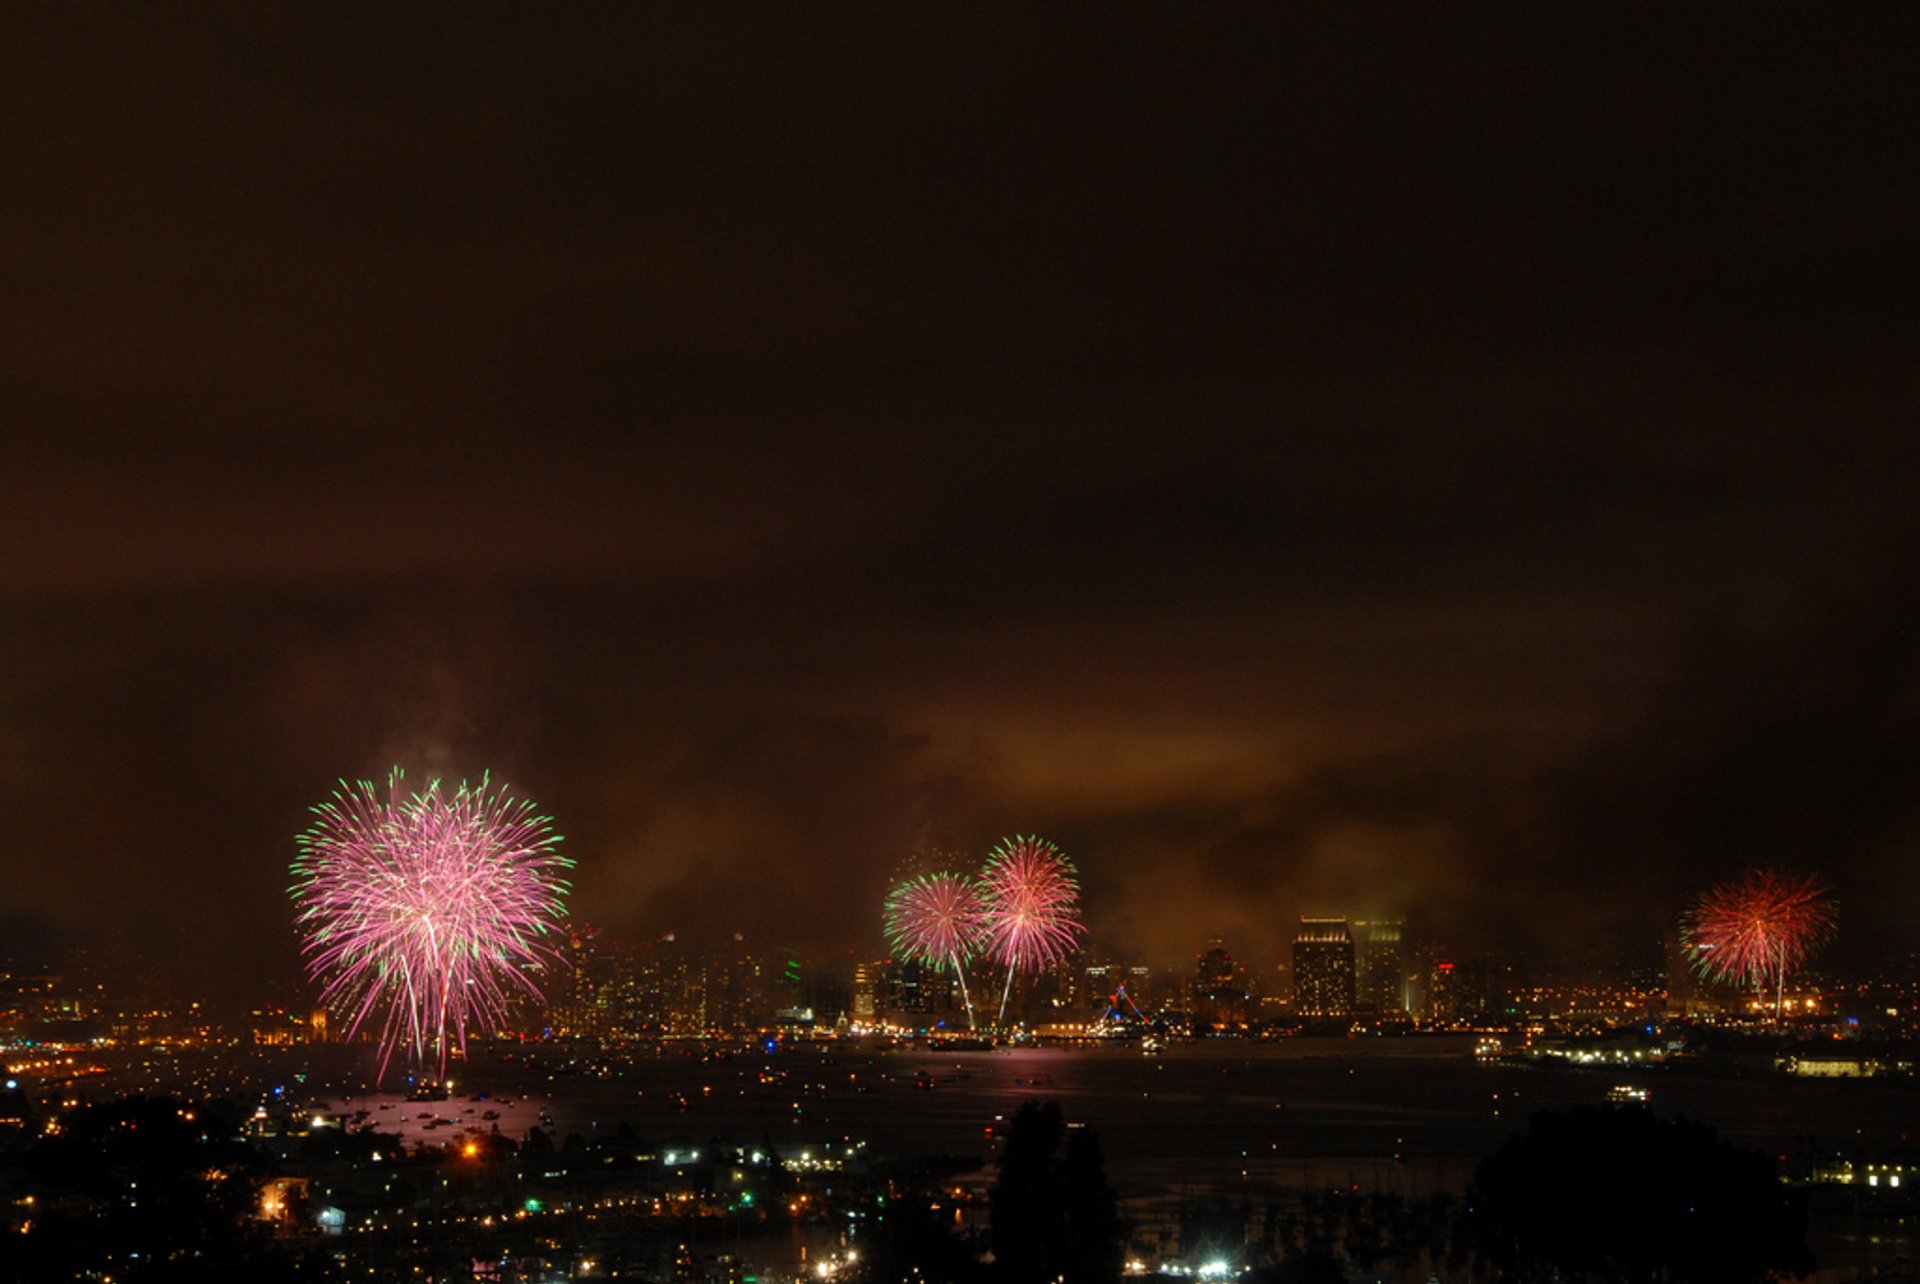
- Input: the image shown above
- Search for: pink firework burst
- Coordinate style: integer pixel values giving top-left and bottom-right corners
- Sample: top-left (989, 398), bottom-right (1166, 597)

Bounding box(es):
top-left (979, 835), bottom-right (1085, 1017)
top-left (291, 769), bottom-right (573, 1081)
top-left (1682, 868), bottom-right (1834, 1013)
top-left (885, 872), bottom-right (987, 969)
top-left (884, 871), bottom-right (988, 1029)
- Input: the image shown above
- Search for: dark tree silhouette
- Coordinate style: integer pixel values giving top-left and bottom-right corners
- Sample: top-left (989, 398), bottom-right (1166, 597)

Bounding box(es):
top-left (857, 1191), bottom-right (984, 1284)
top-left (1470, 1105), bottom-right (1814, 1284)
top-left (1179, 1194), bottom-right (1249, 1270)
top-left (992, 1102), bottom-right (1068, 1282)
top-left (989, 1102), bottom-right (1124, 1284)
top-left (1263, 1250), bottom-right (1344, 1284)
top-left (13, 1096), bottom-right (283, 1282)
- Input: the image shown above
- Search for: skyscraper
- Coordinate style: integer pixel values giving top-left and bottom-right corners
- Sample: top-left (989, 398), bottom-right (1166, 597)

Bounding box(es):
top-left (1192, 939), bottom-right (1250, 1030)
top-left (1351, 918), bottom-right (1407, 1013)
top-left (1663, 933), bottom-right (1695, 1018)
top-left (1293, 918), bottom-right (1356, 1016)
top-left (852, 960), bottom-right (884, 1023)
top-left (1427, 957), bottom-right (1458, 1025)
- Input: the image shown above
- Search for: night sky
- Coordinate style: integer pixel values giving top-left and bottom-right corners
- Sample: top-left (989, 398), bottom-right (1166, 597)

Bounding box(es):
top-left (4, 10), bottom-right (1918, 1002)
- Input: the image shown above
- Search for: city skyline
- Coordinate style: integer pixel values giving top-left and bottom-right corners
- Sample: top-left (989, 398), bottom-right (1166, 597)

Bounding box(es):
top-left (5, 11), bottom-right (1920, 1009)
top-left (4, 897), bottom-right (1852, 1039)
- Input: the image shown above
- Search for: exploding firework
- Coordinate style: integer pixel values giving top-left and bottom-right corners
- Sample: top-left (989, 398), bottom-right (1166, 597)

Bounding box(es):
top-left (884, 872), bottom-right (988, 1029)
top-left (885, 872), bottom-right (988, 968)
top-left (979, 835), bottom-right (1085, 1023)
top-left (291, 769), bottom-right (573, 1080)
top-left (1682, 868), bottom-right (1834, 1015)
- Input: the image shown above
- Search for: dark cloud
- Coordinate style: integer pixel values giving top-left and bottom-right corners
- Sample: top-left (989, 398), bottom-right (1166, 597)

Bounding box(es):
top-left (0, 912), bottom-right (66, 969)
top-left (1513, 548), bottom-right (1920, 964)
top-left (2, 10), bottom-right (1919, 1004)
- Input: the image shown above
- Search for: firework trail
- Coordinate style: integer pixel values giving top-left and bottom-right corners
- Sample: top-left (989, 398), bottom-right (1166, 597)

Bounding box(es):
top-left (291, 769), bottom-right (572, 1081)
top-left (1682, 868), bottom-right (1834, 1017)
top-left (884, 872), bottom-right (989, 1031)
top-left (979, 835), bottom-right (1085, 1024)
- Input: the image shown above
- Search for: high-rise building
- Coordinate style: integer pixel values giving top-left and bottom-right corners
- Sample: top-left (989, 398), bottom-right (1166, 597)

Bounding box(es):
top-left (1081, 963), bottom-right (1119, 1016)
top-left (1425, 956), bottom-right (1457, 1024)
top-left (703, 940), bottom-right (766, 1034)
top-left (1351, 918), bottom-right (1407, 1013)
top-left (1293, 918), bottom-right (1356, 1016)
top-left (1193, 939), bottom-right (1251, 1029)
top-left (1124, 965), bottom-right (1154, 1017)
top-left (1663, 933), bottom-right (1695, 1018)
top-left (920, 969), bottom-right (956, 1020)
top-left (552, 925), bottom-right (608, 1038)
top-left (644, 933), bottom-right (720, 1036)
top-left (1453, 954), bottom-right (1519, 1024)
top-left (852, 960), bottom-right (884, 1023)
top-left (890, 959), bottom-right (928, 1019)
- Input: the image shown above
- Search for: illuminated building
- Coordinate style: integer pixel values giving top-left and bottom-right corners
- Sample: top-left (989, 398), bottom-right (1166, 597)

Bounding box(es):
top-left (852, 960), bottom-right (883, 1022)
top-left (1192, 940), bottom-right (1250, 1029)
top-left (1293, 918), bottom-right (1356, 1016)
top-left (1077, 962), bottom-right (1155, 1017)
top-left (874, 960), bottom-right (958, 1028)
top-left (249, 1008), bottom-right (307, 1046)
top-left (658, 934), bottom-right (712, 1035)
top-left (618, 934), bottom-right (772, 1036)
top-left (919, 969), bottom-right (955, 1018)
top-left (1427, 957), bottom-right (1457, 1025)
top-left (1452, 955), bottom-right (1520, 1024)
top-left (1044, 958), bottom-right (1087, 1013)
top-left (702, 939), bottom-right (768, 1033)
top-left (1080, 963), bottom-right (1118, 1015)
top-left (890, 958), bottom-right (925, 1016)
top-left (1351, 918), bottom-right (1406, 1013)
top-left (542, 930), bottom-right (764, 1038)
top-left (540, 924), bottom-right (619, 1037)
top-left (1127, 964), bottom-right (1154, 1014)
top-left (1781, 1051), bottom-right (1891, 1078)
top-left (257, 1175), bottom-right (310, 1223)
top-left (1663, 932), bottom-right (1697, 1018)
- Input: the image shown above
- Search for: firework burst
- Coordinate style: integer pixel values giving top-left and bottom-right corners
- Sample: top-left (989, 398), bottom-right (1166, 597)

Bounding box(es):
top-left (884, 872), bottom-right (988, 1029)
top-left (886, 872), bottom-right (988, 968)
top-left (1682, 868), bottom-right (1834, 1015)
top-left (979, 835), bottom-right (1085, 1023)
top-left (291, 769), bottom-right (573, 1081)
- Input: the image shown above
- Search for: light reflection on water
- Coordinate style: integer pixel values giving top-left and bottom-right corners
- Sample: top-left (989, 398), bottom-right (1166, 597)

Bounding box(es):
top-left (84, 1036), bottom-right (1920, 1270)
top-left (372, 1038), bottom-right (1919, 1202)
top-left (97, 1036), bottom-right (1920, 1202)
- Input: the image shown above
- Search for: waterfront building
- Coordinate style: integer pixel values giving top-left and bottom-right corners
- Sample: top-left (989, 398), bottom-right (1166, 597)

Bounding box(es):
top-left (852, 960), bottom-right (883, 1023)
top-left (1293, 918), bottom-right (1356, 1016)
top-left (1192, 940), bottom-right (1251, 1029)
top-left (1426, 957), bottom-right (1457, 1025)
top-left (1351, 918), bottom-right (1407, 1013)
